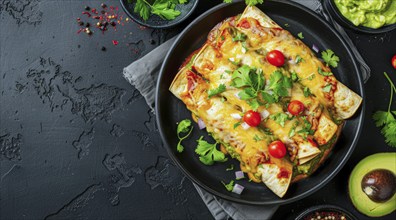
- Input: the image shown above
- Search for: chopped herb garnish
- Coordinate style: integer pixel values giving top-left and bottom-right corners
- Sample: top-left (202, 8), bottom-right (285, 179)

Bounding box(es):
top-left (284, 23), bottom-right (290, 27)
top-left (226, 164), bottom-right (234, 171)
top-left (221, 180), bottom-right (235, 191)
top-left (291, 71), bottom-right (299, 82)
top-left (195, 136), bottom-right (227, 165)
top-left (321, 49), bottom-right (339, 68)
top-left (318, 67), bottom-right (333, 76)
top-left (303, 87), bottom-right (312, 97)
top-left (253, 134), bottom-right (264, 142)
top-left (297, 32), bottom-right (304, 39)
top-left (176, 119), bottom-right (193, 153)
top-left (295, 55), bottom-right (304, 64)
top-left (208, 84), bottom-right (226, 98)
top-left (233, 121), bottom-right (241, 129)
top-left (270, 112), bottom-right (291, 127)
top-left (297, 117), bottom-right (315, 138)
top-left (232, 31), bottom-right (247, 42)
top-left (323, 84), bottom-right (332, 92)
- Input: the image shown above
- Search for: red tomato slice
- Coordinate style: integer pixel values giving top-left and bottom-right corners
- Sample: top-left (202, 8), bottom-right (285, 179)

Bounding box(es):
top-left (243, 110), bottom-right (261, 127)
top-left (268, 140), bottom-right (287, 158)
top-left (288, 100), bottom-right (305, 116)
top-left (266, 50), bottom-right (285, 67)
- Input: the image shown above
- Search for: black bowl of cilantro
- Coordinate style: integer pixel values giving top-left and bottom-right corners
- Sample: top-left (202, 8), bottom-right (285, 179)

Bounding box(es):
top-left (120, 0), bottom-right (199, 29)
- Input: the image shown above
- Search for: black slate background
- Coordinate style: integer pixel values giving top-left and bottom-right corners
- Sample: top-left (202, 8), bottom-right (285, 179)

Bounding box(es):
top-left (0, 0), bottom-right (395, 219)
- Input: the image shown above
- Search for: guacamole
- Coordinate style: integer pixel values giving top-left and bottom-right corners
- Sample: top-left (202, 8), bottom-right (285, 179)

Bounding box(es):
top-left (334, 0), bottom-right (396, 28)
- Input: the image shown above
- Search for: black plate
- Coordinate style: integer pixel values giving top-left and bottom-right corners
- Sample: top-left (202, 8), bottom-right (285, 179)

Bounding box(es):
top-left (120, 0), bottom-right (199, 29)
top-left (156, 0), bottom-right (365, 205)
top-left (323, 0), bottom-right (396, 34)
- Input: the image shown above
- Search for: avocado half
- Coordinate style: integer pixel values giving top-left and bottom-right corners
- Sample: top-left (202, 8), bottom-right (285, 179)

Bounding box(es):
top-left (348, 153), bottom-right (396, 217)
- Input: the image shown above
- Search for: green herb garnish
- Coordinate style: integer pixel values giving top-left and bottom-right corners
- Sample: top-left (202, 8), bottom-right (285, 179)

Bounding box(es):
top-left (221, 180), bottom-right (235, 191)
top-left (373, 72), bottom-right (396, 147)
top-left (208, 84), bottom-right (226, 98)
top-left (195, 136), bottom-right (228, 165)
top-left (321, 49), bottom-right (339, 68)
top-left (176, 119), bottom-right (193, 152)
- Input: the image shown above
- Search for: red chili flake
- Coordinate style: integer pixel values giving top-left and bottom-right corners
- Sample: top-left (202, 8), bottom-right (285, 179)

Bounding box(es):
top-left (93, 16), bottom-right (100, 19)
top-left (110, 6), bottom-right (114, 10)
top-left (112, 40), bottom-right (119, 46)
top-left (82, 11), bottom-right (91, 17)
top-left (91, 8), bottom-right (98, 14)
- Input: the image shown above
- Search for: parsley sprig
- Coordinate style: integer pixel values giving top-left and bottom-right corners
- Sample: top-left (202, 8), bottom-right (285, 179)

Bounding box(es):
top-left (321, 49), bottom-right (339, 68)
top-left (132, 0), bottom-right (186, 21)
top-left (195, 136), bottom-right (228, 165)
top-left (373, 72), bottom-right (396, 147)
top-left (176, 119), bottom-right (193, 152)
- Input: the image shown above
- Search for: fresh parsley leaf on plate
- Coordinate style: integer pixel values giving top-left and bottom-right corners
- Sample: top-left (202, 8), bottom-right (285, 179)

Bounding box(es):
top-left (208, 84), bottom-right (226, 98)
top-left (195, 136), bottom-right (228, 165)
top-left (176, 119), bottom-right (193, 152)
top-left (321, 49), bottom-right (339, 68)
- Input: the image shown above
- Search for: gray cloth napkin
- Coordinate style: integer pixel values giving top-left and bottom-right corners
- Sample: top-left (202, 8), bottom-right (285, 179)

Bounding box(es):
top-left (123, 1), bottom-right (370, 219)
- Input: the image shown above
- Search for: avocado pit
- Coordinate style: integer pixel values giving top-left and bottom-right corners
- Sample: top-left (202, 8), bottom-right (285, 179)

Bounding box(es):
top-left (361, 169), bottom-right (396, 203)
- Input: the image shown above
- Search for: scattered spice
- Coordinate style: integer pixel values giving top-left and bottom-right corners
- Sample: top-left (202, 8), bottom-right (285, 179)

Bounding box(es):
top-left (112, 40), bottom-right (119, 46)
top-left (101, 46), bottom-right (106, 51)
top-left (85, 6), bottom-right (90, 11)
top-left (101, 3), bottom-right (107, 8)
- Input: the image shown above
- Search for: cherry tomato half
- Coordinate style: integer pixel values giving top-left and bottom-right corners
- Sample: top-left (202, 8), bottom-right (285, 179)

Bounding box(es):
top-left (268, 140), bottom-right (287, 158)
top-left (266, 50), bottom-right (285, 67)
top-left (287, 100), bottom-right (305, 116)
top-left (392, 55), bottom-right (396, 69)
top-left (243, 110), bottom-right (261, 127)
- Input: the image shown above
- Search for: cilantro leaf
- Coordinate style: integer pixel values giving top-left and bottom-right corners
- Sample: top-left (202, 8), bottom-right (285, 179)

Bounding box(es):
top-left (373, 111), bottom-right (393, 127)
top-left (247, 99), bottom-right (260, 111)
top-left (179, 0), bottom-right (188, 3)
top-left (231, 65), bottom-right (252, 88)
top-left (208, 84), bottom-right (226, 98)
top-left (291, 71), bottom-right (299, 82)
top-left (373, 72), bottom-right (396, 147)
top-left (253, 134), bottom-right (264, 142)
top-left (245, 0), bottom-right (264, 6)
top-left (232, 31), bottom-right (247, 42)
top-left (295, 55), bottom-right (304, 64)
top-left (238, 88), bottom-right (256, 100)
top-left (268, 71), bottom-right (291, 97)
top-left (222, 180), bottom-right (235, 191)
top-left (270, 112), bottom-right (290, 127)
top-left (318, 67), bottom-right (333, 76)
top-left (151, 1), bottom-right (181, 20)
top-left (321, 49), bottom-right (339, 68)
top-left (226, 164), bottom-right (234, 171)
top-left (297, 32), bottom-right (304, 39)
top-left (297, 117), bottom-right (315, 138)
top-left (261, 92), bottom-right (276, 104)
top-left (195, 136), bottom-right (227, 165)
top-left (233, 121), bottom-right (241, 129)
top-left (323, 84), bottom-right (332, 93)
top-left (303, 87), bottom-right (312, 97)
top-left (134, 0), bottom-right (151, 21)
top-left (176, 119), bottom-right (193, 153)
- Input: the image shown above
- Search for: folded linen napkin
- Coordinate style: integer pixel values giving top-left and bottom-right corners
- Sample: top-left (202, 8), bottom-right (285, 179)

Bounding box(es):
top-left (123, 1), bottom-right (370, 219)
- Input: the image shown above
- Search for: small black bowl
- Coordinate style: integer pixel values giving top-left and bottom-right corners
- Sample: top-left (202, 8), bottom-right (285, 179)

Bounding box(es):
top-left (120, 0), bottom-right (199, 29)
top-left (323, 0), bottom-right (396, 34)
top-left (295, 205), bottom-right (357, 220)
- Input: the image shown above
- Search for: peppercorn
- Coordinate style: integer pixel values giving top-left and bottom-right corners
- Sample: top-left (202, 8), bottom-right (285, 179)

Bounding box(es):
top-left (93, 16), bottom-right (100, 19)
top-left (97, 22), bottom-right (102, 27)
top-left (85, 6), bottom-right (90, 11)
top-left (78, 21), bottom-right (84, 26)
top-left (101, 46), bottom-right (106, 51)
top-left (101, 3), bottom-right (107, 8)
top-left (102, 21), bottom-right (108, 27)
top-left (85, 22), bottom-right (90, 27)
top-left (101, 10), bottom-right (105, 14)
top-left (110, 21), bottom-right (116, 26)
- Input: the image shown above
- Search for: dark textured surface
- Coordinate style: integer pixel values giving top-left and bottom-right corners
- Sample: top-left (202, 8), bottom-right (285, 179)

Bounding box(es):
top-left (0, 0), bottom-right (395, 219)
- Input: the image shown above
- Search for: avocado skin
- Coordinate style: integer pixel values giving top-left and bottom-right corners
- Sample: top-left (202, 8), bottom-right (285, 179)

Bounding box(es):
top-left (348, 153), bottom-right (396, 217)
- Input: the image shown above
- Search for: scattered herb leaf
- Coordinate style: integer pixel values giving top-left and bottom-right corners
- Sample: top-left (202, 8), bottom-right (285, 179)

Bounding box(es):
top-left (321, 49), bottom-right (339, 68)
top-left (297, 32), bottom-right (304, 39)
top-left (318, 67), bottom-right (333, 76)
top-left (208, 84), bottom-right (226, 98)
top-left (222, 180), bottom-right (235, 191)
top-left (195, 136), bottom-right (228, 165)
top-left (176, 119), bottom-right (193, 152)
